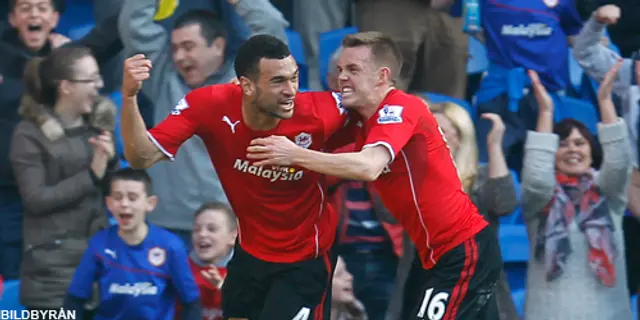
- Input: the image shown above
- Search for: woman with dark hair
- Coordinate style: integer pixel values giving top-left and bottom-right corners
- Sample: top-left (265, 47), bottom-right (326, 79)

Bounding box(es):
top-left (9, 46), bottom-right (117, 313)
top-left (521, 62), bottom-right (633, 319)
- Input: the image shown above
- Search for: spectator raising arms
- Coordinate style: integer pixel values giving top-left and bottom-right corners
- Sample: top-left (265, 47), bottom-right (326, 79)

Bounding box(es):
top-left (64, 169), bottom-right (201, 320)
top-left (176, 202), bottom-right (237, 320)
top-left (9, 46), bottom-right (116, 313)
top-left (117, 0), bottom-right (288, 248)
top-left (522, 63), bottom-right (633, 319)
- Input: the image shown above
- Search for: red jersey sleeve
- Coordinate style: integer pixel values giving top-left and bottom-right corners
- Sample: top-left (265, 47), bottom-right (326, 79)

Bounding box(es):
top-left (363, 103), bottom-right (421, 163)
top-left (146, 88), bottom-right (210, 160)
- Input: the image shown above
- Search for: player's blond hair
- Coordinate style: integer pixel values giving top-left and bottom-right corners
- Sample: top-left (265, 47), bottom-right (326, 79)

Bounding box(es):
top-left (342, 32), bottom-right (403, 82)
top-left (426, 100), bottom-right (479, 192)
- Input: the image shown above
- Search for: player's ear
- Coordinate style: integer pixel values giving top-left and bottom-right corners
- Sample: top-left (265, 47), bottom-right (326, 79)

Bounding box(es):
top-left (239, 76), bottom-right (255, 96)
top-left (228, 229), bottom-right (238, 246)
top-left (377, 66), bottom-right (391, 85)
top-left (146, 195), bottom-right (158, 212)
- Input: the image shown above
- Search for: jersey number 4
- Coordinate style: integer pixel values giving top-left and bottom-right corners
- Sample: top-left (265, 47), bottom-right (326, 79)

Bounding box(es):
top-left (417, 288), bottom-right (450, 320)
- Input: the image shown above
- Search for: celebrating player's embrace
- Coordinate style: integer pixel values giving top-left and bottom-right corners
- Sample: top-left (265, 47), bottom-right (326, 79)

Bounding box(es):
top-left (120, 34), bottom-right (354, 320)
top-left (247, 32), bottom-right (502, 320)
top-left (115, 32), bottom-right (502, 320)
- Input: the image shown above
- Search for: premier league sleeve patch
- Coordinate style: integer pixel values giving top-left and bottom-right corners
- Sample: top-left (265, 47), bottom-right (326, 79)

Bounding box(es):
top-left (377, 105), bottom-right (404, 124)
top-left (170, 97), bottom-right (189, 116)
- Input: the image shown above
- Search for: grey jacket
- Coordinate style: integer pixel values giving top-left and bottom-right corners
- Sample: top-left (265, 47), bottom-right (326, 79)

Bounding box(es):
top-left (118, 0), bottom-right (288, 230)
top-left (521, 120), bottom-right (632, 319)
top-left (572, 14), bottom-right (640, 165)
top-left (10, 96), bottom-right (116, 308)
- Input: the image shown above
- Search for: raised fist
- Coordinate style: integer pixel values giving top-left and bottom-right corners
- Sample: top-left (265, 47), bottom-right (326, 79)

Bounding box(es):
top-left (122, 54), bottom-right (152, 98)
top-left (595, 5), bottom-right (621, 25)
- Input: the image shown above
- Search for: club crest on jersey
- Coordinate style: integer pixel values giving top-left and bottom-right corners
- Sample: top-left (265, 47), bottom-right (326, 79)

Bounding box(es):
top-left (543, 0), bottom-right (558, 8)
top-left (295, 132), bottom-right (312, 149)
top-left (377, 105), bottom-right (404, 124)
top-left (148, 247), bottom-right (166, 267)
top-left (170, 98), bottom-right (189, 115)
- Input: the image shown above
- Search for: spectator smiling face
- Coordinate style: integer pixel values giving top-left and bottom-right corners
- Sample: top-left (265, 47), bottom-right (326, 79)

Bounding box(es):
top-left (171, 10), bottom-right (227, 88)
top-left (9, 0), bottom-right (59, 51)
top-left (25, 47), bottom-right (103, 118)
top-left (553, 119), bottom-right (598, 177)
top-left (63, 55), bottom-right (104, 115)
top-left (192, 203), bottom-right (237, 264)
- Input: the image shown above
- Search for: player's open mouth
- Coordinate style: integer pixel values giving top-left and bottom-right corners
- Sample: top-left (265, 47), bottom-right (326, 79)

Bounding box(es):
top-left (341, 87), bottom-right (354, 96)
top-left (279, 100), bottom-right (294, 110)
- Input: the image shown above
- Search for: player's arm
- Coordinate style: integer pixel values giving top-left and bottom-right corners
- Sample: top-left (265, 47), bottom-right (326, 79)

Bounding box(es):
top-left (121, 55), bottom-right (202, 169)
top-left (121, 54), bottom-right (165, 168)
top-left (304, 146), bottom-right (390, 181)
top-left (168, 243), bottom-right (202, 319)
top-left (249, 104), bottom-right (418, 181)
top-left (248, 138), bottom-right (390, 181)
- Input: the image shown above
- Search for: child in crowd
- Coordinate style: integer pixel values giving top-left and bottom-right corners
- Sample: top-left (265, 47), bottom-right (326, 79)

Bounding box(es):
top-left (331, 257), bottom-right (367, 320)
top-left (177, 202), bottom-right (237, 320)
top-left (63, 168), bottom-right (201, 320)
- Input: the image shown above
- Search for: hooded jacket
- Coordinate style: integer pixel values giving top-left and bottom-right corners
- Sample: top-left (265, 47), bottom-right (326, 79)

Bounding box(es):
top-left (10, 95), bottom-right (116, 308)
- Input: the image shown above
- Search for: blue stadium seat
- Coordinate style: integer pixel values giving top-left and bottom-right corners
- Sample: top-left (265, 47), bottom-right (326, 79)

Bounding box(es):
top-left (568, 49), bottom-right (583, 92)
top-left (499, 224), bottom-right (529, 263)
top-left (318, 27), bottom-right (358, 89)
top-left (632, 295), bottom-right (638, 319)
top-left (424, 92), bottom-right (476, 121)
top-left (511, 288), bottom-right (526, 318)
top-left (56, 0), bottom-right (94, 38)
top-left (467, 36), bottom-right (488, 75)
top-left (500, 169), bottom-right (523, 225)
top-left (285, 29), bottom-right (308, 90)
top-left (67, 23), bottom-right (95, 41)
top-left (0, 280), bottom-right (24, 312)
top-left (556, 96), bottom-right (598, 135)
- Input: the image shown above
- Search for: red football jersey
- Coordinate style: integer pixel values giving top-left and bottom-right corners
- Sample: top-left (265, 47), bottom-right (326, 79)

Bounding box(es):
top-left (354, 90), bottom-right (488, 269)
top-left (175, 258), bottom-right (227, 320)
top-left (148, 84), bottom-right (348, 263)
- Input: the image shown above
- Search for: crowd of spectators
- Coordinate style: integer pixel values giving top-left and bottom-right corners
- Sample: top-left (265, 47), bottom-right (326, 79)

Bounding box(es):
top-left (1, 0), bottom-right (640, 319)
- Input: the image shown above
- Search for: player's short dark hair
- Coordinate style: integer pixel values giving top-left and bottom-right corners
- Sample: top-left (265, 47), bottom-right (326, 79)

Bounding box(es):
top-left (173, 9), bottom-right (227, 46)
top-left (342, 31), bottom-right (403, 81)
top-left (234, 34), bottom-right (291, 80)
top-left (194, 202), bottom-right (237, 230)
top-left (10, 0), bottom-right (62, 12)
top-left (108, 168), bottom-right (153, 196)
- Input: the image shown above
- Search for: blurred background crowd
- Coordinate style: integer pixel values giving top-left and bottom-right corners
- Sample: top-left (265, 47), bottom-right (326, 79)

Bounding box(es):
top-left (1, 0), bottom-right (640, 319)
